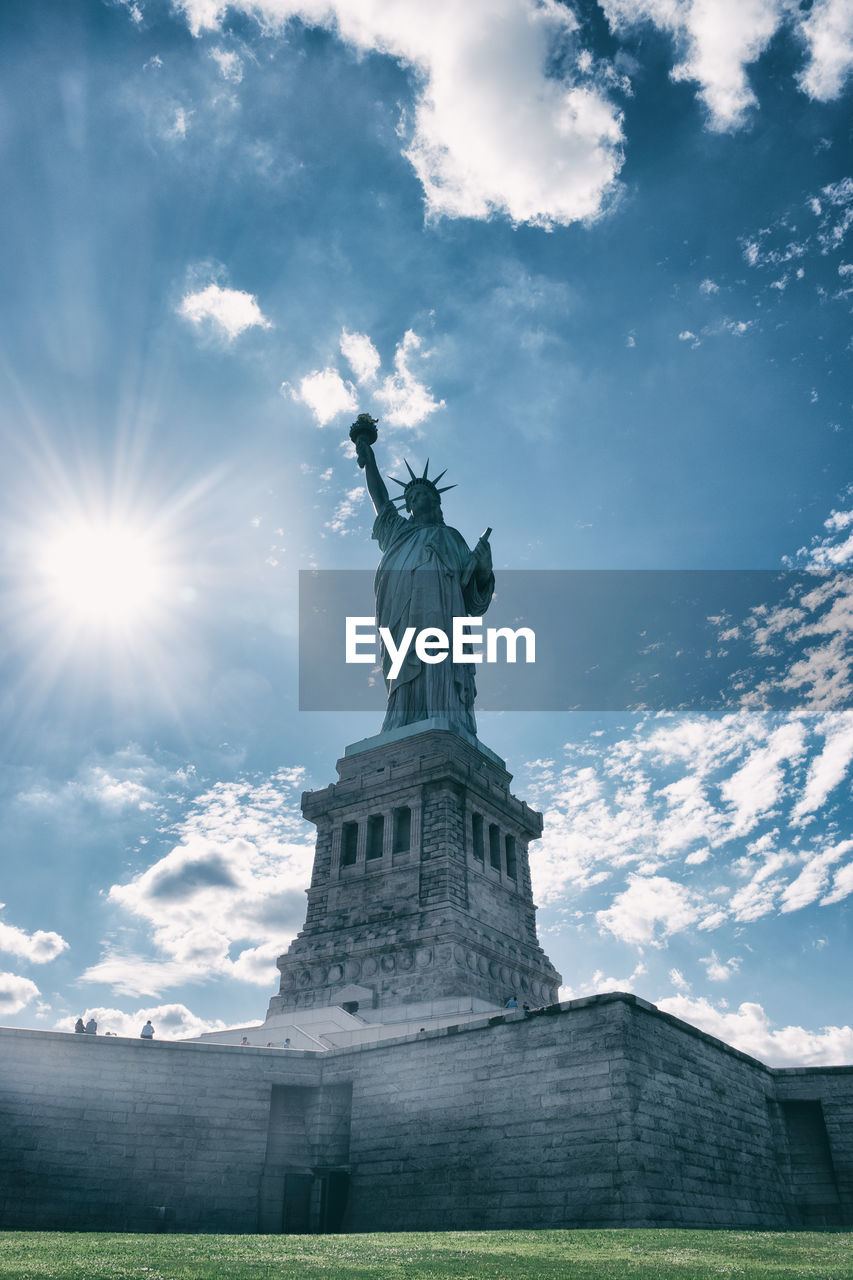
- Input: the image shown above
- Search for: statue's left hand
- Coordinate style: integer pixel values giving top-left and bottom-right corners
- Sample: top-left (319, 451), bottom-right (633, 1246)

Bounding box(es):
top-left (474, 536), bottom-right (492, 575)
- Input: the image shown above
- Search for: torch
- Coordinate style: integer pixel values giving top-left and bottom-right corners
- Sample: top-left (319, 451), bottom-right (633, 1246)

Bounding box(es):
top-left (349, 413), bottom-right (379, 468)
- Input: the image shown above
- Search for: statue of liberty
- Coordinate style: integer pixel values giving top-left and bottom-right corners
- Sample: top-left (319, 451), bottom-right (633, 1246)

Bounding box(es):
top-left (350, 414), bottom-right (494, 738)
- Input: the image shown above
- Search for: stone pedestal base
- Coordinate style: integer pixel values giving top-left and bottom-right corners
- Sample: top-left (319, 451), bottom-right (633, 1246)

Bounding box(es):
top-left (267, 727), bottom-right (561, 1017)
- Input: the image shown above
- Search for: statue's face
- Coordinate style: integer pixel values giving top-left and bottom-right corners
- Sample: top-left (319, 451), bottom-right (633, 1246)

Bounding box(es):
top-left (407, 485), bottom-right (441, 522)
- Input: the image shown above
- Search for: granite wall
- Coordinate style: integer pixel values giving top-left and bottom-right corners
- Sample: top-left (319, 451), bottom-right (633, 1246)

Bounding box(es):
top-left (0, 1030), bottom-right (324, 1232)
top-left (2, 994), bottom-right (851, 1233)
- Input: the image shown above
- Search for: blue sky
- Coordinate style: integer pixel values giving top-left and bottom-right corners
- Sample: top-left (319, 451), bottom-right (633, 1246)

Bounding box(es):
top-left (1, 0), bottom-right (851, 1062)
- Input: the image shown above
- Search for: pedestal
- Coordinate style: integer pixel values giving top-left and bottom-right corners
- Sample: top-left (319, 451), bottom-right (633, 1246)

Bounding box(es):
top-left (267, 724), bottom-right (561, 1016)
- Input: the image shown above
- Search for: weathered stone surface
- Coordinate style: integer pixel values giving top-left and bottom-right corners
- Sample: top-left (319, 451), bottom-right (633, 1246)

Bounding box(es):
top-left (2, 717), bottom-right (850, 1234)
top-left (267, 728), bottom-right (561, 1015)
top-left (0, 1031), bottom-right (323, 1231)
top-left (2, 994), bottom-right (851, 1232)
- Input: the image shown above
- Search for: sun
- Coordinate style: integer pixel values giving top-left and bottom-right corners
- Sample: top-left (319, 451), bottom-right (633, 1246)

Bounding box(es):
top-left (9, 473), bottom-right (205, 718)
top-left (36, 518), bottom-right (167, 630)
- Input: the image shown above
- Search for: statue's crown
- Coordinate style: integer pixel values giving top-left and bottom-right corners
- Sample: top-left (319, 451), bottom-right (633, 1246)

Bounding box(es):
top-left (388, 459), bottom-right (456, 507)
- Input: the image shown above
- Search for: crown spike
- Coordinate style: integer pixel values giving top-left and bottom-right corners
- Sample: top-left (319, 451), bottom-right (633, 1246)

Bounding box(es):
top-left (422, 458), bottom-right (430, 480)
top-left (436, 484), bottom-right (457, 494)
top-left (431, 469), bottom-right (447, 485)
top-left (388, 476), bottom-right (406, 488)
top-left (405, 460), bottom-right (417, 481)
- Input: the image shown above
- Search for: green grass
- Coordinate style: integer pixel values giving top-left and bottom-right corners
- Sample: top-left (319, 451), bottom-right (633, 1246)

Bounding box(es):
top-left (0, 1230), bottom-right (851, 1280)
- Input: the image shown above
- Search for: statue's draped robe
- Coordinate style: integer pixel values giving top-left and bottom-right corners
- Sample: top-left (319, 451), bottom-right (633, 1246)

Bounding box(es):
top-left (372, 501), bottom-right (494, 736)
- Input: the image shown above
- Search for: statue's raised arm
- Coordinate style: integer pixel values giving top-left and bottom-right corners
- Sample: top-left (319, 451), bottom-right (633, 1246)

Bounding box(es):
top-left (348, 413), bottom-right (494, 740)
top-left (350, 414), bottom-right (389, 514)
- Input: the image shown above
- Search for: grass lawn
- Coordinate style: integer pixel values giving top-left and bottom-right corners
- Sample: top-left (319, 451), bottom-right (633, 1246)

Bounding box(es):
top-left (0, 1230), bottom-right (851, 1280)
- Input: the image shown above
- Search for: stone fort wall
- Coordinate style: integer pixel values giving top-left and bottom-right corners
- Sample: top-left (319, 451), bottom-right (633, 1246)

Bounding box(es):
top-left (1, 994), bottom-right (851, 1232)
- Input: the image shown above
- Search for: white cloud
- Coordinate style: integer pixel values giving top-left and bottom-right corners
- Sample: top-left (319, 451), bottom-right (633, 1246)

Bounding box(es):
top-left (719, 720), bottom-right (806, 836)
top-left (741, 227), bottom-right (808, 271)
top-left (87, 770), bottom-right (314, 997)
top-left (168, 106), bottom-right (192, 139)
top-left (340, 329), bottom-right (381, 384)
top-left (0, 972), bottom-right (40, 1015)
top-left (683, 317), bottom-right (756, 344)
top-left (285, 367), bottom-right (358, 426)
top-left (526, 695), bottom-right (853, 943)
top-left (210, 47), bottom-right (244, 82)
top-left (54, 1002), bottom-right (227, 1041)
top-left (602, 0), bottom-right (853, 130)
top-left (525, 511), bottom-right (853, 940)
top-left (780, 840), bottom-right (852, 913)
top-left (741, 573), bottom-right (853, 713)
top-left (529, 713), bottom-right (763, 908)
top-left (742, 238), bottom-right (760, 267)
top-left (326, 485), bottom-right (365, 536)
top-left (669, 967), bottom-right (690, 991)
top-left (287, 328), bottom-right (442, 430)
top-left (79, 954), bottom-right (205, 999)
top-left (797, 0), bottom-right (853, 101)
top-left (531, 763), bottom-right (658, 904)
top-left (77, 768), bottom-right (155, 810)
top-left (719, 317), bottom-right (754, 336)
top-left (657, 994), bottom-right (853, 1067)
top-left (179, 283), bottom-right (272, 340)
top-left (117, 0), bottom-right (144, 23)
top-left (17, 745), bottom-right (190, 815)
top-left (816, 177), bottom-right (853, 253)
top-left (655, 773), bottom-right (727, 858)
top-left (0, 909), bottom-right (68, 964)
top-left (729, 847), bottom-right (796, 921)
top-left (602, 0), bottom-right (784, 131)
top-left (173, 0), bottom-right (625, 228)
top-left (822, 859), bottom-right (853, 905)
top-left (559, 960), bottom-right (648, 1002)
top-left (700, 950), bottom-right (741, 981)
top-left (230, 940), bottom-right (283, 985)
top-left (699, 278), bottom-right (719, 295)
top-left (597, 874), bottom-right (701, 946)
top-left (792, 710), bottom-right (853, 821)
top-left (791, 497), bottom-right (853, 569)
top-left (374, 330), bottom-right (444, 428)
